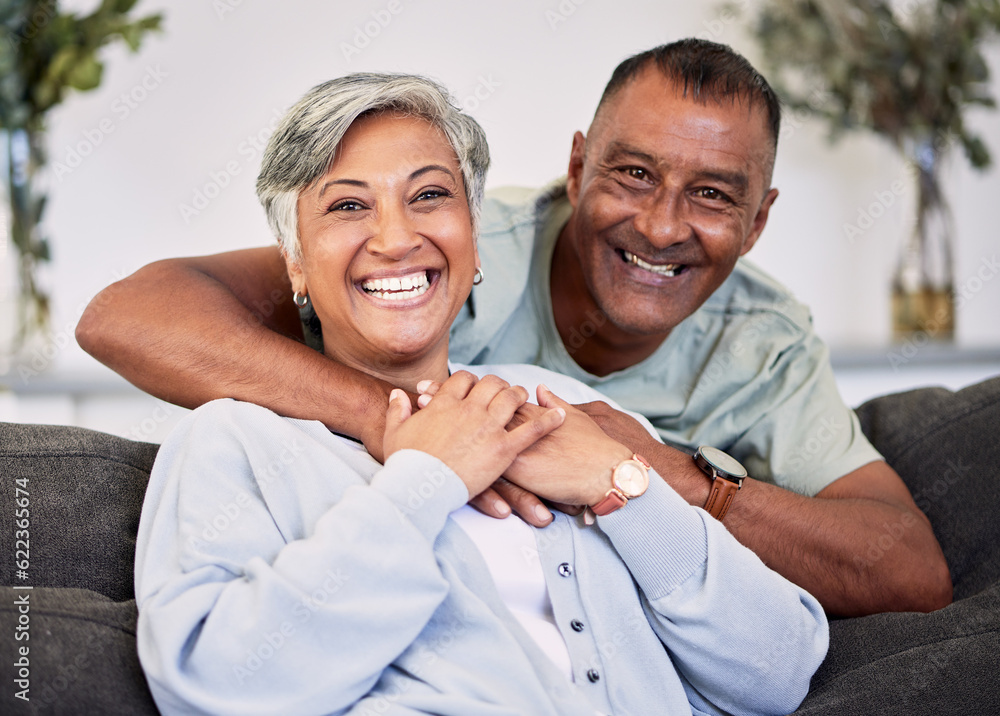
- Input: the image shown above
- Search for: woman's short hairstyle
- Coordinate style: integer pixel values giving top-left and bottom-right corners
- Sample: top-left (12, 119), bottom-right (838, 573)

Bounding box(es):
top-left (256, 73), bottom-right (490, 261)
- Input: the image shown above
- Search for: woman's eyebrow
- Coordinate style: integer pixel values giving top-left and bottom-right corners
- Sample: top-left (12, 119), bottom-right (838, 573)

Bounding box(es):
top-left (318, 164), bottom-right (456, 198)
top-left (409, 164), bottom-right (456, 181)
top-left (319, 178), bottom-right (367, 197)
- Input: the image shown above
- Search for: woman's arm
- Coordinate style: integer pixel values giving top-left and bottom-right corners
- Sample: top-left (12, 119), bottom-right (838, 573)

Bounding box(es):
top-left (136, 377), bottom-right (564, 714)
top-left (135, 400), bottom-right (469, 715)
top-left (76, 247), bottom-right (395, 457)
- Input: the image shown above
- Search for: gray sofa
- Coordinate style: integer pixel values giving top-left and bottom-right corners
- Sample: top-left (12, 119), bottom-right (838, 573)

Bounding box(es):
top-left (2, 378), bottom-right (999, 715)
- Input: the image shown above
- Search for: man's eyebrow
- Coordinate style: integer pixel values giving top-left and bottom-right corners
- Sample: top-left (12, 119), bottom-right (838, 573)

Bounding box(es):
top-left (318, 164), bottom-right (456, 198)
top-left (604, 142), bottom-right (658, 167)
top-left (699, 169), bottom-right (748, 194)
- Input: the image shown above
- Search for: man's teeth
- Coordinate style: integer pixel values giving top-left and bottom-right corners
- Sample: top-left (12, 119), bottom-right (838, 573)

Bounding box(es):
top-left (362, 272), bottom-right (430, 300)
top-left (623, 250), bottom-right (681, 277)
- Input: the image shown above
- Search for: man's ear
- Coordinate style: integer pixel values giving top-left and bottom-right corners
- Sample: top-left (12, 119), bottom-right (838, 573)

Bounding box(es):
top-left (565, 131), bottom-right (587, 208)
top-left (740, 187), bottom-right (779, 256)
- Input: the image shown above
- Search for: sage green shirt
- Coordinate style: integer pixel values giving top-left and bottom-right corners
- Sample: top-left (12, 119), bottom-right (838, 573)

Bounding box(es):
top-left (449, 181), bottom-right (881, 496)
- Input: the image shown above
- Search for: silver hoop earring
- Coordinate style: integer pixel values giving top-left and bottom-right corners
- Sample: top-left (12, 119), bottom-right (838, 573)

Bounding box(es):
top-left (473, 267), bottom-right (484, 285)
top-left (293, 291), bottom-right (309, 307)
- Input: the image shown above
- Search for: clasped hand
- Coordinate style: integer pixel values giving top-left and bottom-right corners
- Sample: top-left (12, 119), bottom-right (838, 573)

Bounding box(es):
top-left (382, 371), bottom-right (566, 499)
top-left (385, 373), bottom-right (637, 518)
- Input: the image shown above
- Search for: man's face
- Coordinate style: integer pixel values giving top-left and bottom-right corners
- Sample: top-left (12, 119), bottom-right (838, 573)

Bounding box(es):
top-left (563, 67), bottom-right (779, 337)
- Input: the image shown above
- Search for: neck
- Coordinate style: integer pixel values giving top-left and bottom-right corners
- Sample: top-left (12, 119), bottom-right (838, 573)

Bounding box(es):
top-left (324, 345), bottom-right (451, 394)
top-left (549, 225), bottom-right (670, 377)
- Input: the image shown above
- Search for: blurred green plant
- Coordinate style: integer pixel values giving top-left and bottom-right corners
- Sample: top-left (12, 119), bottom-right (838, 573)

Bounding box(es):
top-left (0, 0), bottom-right (162, 345)
top-left (737, 0), bottom-right (1000, 341)
top-left (739, 0), bottom-right (1000, 166)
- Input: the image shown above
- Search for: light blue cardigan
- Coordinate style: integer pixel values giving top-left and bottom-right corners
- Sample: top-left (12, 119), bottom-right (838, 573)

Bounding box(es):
top-left (135, 363), bottom-right (827, 716)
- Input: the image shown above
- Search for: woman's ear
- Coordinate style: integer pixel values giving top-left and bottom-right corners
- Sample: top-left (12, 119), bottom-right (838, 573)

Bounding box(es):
top-left (281, 245), bottom-right (307, 296)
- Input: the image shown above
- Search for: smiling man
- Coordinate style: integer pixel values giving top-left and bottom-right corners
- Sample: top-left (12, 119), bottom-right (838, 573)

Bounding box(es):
top-left (77, 40), bottom-right (949, 620)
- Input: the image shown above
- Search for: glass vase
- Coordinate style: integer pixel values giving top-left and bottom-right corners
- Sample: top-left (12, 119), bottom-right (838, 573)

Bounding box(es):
top-left (891, 137), bottom-right (955, 342)
top-left (0, 128), bottom-right (50, 376)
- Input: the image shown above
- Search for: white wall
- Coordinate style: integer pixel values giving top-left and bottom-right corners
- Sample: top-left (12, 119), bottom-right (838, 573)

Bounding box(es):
top-left (3, 0), bottom-right (999, 438)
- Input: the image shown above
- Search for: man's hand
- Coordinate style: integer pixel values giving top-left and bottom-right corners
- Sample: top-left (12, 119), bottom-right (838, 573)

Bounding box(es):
top-left (574, 399), bottom-right (663, 457)
top-left (501, 386), bottom-right (632, 507)
top-left (416, 380), bottom-right (634, 524)
top-left (384, 372), bottom-right (565, 498)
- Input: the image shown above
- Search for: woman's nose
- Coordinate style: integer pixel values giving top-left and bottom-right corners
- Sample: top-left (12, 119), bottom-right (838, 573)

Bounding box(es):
top-left (366, 207), bottom-right (423, 259)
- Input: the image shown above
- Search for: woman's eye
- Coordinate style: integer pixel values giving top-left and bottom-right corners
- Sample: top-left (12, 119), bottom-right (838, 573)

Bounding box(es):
top-left (415, 188), bottom-right (450, 202)
top-left (330, 200), bottom-right (365, 212)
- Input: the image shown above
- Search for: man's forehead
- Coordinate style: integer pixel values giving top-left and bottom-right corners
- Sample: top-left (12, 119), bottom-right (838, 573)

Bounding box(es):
top-left (588, 69), bottom-right (775, 179)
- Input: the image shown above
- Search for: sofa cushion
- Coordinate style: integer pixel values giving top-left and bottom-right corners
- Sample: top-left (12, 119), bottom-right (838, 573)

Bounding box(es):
top-left (0, 422), bottom-right (158, 601)
top-left (0, 587), bottom-right (158, 714)
top-left (854, 376), bottom-right (1000, 600)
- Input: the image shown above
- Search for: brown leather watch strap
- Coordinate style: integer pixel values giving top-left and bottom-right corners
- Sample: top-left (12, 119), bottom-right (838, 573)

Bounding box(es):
top-left (704, 477), bottom-right (740, 522)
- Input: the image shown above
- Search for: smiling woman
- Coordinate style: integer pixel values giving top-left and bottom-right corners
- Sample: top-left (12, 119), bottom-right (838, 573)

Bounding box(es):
top-left (286, 113), bottom-right (478, 384)
top-left (132, 72), bottom-right (827, 716)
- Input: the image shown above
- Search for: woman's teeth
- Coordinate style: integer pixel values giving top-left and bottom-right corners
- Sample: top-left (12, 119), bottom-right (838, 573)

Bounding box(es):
top-left (623, 250), bottom-right (681, 277)
top-left (362, 272), bottom-right (430, 300)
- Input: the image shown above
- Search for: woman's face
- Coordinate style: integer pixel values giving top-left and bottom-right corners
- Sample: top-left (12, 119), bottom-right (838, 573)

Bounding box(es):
top-left (287, 112), bottom-right (477, 379)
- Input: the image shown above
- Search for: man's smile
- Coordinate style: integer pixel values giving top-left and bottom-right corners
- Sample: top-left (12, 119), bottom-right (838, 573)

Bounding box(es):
top-left (618, 249), bottom-right (685, 277)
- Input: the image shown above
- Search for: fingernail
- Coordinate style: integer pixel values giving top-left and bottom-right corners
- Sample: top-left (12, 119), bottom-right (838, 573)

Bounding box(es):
top-left (534, 504), bottom-right (552, 523)
top-left (494, 500), bottom-right (510, 517)
top-left (416, 379), bottom-right (432, 393)
top-left (389, 389), bottom-right (403, 401)
top-left (417, 393), bottom-right (432, 408)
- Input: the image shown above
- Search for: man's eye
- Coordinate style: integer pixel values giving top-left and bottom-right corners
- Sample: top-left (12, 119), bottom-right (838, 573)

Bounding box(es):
top-left (695, 188), bottom-right (729, 202)
top-left (624, 167), bottom-right (647, 180)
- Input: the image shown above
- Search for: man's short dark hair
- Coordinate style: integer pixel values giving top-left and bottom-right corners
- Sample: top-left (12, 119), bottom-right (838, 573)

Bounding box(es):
top-left (597, 39), bottom-right (781, 153)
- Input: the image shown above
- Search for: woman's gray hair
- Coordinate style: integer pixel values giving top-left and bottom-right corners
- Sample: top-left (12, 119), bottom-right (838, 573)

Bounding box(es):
top-left (256, 73), bottom-right (490, 261)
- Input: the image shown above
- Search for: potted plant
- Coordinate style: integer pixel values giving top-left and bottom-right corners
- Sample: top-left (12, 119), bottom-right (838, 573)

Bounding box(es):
top-left (0, 0), bottom-right (161, 368)
top-left (738, 0), bottom-right (1000, 341)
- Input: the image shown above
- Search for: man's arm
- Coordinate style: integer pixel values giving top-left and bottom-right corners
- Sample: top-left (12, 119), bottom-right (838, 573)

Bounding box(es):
top-left (76, 247), bottom-right (394, 457)
top-left (579, 401), bottom-right (953, 617)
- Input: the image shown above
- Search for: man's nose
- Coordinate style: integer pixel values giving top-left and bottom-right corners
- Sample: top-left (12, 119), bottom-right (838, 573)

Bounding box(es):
top-left (633, 192), bottom-right (689, 250)
top-left (366, 205), bottom-right (423, 259)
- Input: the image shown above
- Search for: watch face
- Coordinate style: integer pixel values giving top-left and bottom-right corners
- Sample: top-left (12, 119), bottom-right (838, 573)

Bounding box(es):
top-left (614, 461), bottom-right (649, 498)
top-left (700, 446), bottom-right (748, 479)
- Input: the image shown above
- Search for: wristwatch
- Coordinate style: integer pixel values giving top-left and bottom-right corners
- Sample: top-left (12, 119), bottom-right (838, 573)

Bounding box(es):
top-left (694, 446), bottom-right (748, 522)
top-left (590, 453), bottom-right (651, 516)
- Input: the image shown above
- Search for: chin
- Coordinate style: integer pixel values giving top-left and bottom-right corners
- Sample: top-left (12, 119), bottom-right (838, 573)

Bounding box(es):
top-left (599, 296), bottom-right (690, 337)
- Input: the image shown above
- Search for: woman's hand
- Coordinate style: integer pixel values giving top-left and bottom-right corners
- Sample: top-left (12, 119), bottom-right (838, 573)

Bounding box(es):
top-left (383, 371), bottom-right (565, 498)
